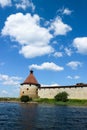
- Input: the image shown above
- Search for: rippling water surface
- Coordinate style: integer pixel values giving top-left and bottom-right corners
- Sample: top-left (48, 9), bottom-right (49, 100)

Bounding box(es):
top-left (0, 102), bottom-right (87, 130)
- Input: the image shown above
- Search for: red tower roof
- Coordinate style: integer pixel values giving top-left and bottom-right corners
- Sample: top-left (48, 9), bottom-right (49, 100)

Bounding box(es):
top-left (21, 70), bottom-right (40, 87)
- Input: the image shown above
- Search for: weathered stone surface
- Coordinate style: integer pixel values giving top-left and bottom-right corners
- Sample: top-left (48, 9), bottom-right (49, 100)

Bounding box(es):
top-left (38, 86), bottom-right (87, 99)
top-left (20, 84), bottom-right (38, 98)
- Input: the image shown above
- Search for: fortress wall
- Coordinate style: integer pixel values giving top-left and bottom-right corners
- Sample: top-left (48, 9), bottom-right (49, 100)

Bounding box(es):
top-left (38, 86), bottom-right (87, 99)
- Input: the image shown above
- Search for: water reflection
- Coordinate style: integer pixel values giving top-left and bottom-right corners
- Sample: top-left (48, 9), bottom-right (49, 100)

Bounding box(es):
top-left (19, 103), bottom-right (38, 130)
top-left (0, 103), bottom-right (87, 130)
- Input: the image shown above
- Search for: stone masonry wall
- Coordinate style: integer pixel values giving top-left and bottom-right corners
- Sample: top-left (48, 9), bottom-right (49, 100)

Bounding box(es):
top-left (20, 84), bottom-right (38, 98)
top-left (38, 86), bottom-right (87, 99)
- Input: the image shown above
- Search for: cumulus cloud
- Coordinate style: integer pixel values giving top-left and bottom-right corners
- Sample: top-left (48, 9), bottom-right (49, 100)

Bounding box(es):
top-left (57, 7), bottom-right (72, 15)
top-left (49, 17), bottom-right (72, 36)
top-left (67, 75), bottom-right (80, 79)
top-left (63, 8), bottom-right (72, 15)
top-left (0, 74), bottom-right (22, 86)
top-left (29, 62), bottom-right (64, 71)
top-left (0, 0), bottom-right (35, 11)
top-left (67, 75), bottom-right (72, 79)
top-left (2, 13), bottom-right (72, 58)
top-left (2, 13), bottom-right (54, 58)
top-left (64, 47), bottom-right (72, 56)
top-left (74, 75), bottom-right (80, 79)
top-left (73, 37), bottom-right (87, 55)
top-left (0, 0), bottom-right (11, 7)
top-left (53, 52), bottom-right (63, 57)
top-left (15, 0), bottom-right (35, 11)
top-left (66, 61), bottom-right (82, 70)
top-left (20, 45), bottom-right (54, 58)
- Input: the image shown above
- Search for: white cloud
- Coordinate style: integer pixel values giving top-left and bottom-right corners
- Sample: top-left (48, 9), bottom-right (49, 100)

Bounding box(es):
top-left (74, 75), bottom-right (80, 79)
top-left (2, 13), bottom-right (54, 58)
top-left (49, 17), bottom-right (72, 36)
top-left (67, 61), bottom-right (82, 70)
top-left (1, 90), bottom-right (8, 95)
top-left (0, 0), bottom-right (11, 7)
top-left (29, 62), bottom-right (64, 71)
top-left (67, 75), bottom-right (73, 79)
top-left (54, 52), bottom-right (63, 57)
top-left (20, 45), bottom-right (54, 58)
top-left (57, 7), bottom-right (72, 15)
top-left (15, 0), bottom-right (35, 11)
top-left (59, 45), bottom-right (64, 50)
top-left (0, 74), bottom-right (22, 86)
top-left (0, 0), bottom-right (35, 10)
top-left (52, 41), bottom-right (58, 44)
top-left (73, 37), bottom-right (87, 55)
top-left (1, 88), bottom-right (20, 97)
top-left (63, 8), bottom-right (72, 15)
top-left (2, 13), bottom-right (52, 45)
top-left (64, 47), bottom-right (72, 56)
top-left (41, 83), bottom-right (60, 87)
top-left (67, 75), bottom-right (80, 79)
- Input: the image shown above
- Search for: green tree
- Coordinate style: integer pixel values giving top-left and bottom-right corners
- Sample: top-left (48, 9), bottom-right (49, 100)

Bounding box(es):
top-left (20, 95), bottom-right (32, 103)
top-left (55, 91), bottom-right (68, 102)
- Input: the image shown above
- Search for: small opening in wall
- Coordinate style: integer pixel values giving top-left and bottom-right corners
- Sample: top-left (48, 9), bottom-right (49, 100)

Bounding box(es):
top-left (22, 91), bottom-right (24, 94)
top-left (27, 88), bottom-right (29, 90)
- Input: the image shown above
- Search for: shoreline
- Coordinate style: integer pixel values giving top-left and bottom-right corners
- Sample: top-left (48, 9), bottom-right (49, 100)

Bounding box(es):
top-left (1, 98), bottom-right (87, 106)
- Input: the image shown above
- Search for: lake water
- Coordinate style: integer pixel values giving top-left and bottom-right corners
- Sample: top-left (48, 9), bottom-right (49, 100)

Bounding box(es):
top-left (0, 103), bottom-right (87, 130)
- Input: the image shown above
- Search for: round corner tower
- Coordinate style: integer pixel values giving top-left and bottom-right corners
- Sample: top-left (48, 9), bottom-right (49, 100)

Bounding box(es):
top-left (20, 70), bottom-right (40, 98)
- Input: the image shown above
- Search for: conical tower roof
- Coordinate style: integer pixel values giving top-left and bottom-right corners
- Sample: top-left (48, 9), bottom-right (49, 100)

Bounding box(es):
top-left (21, 70), bottom-right (40, 87)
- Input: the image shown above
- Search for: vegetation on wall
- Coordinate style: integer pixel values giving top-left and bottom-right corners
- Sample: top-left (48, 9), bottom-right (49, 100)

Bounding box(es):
top-left (54, 91), bottom-right (68, 102)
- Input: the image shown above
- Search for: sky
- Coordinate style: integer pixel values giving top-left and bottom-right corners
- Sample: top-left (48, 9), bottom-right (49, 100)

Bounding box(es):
top-left (0, 0), bottom-right (87, 97)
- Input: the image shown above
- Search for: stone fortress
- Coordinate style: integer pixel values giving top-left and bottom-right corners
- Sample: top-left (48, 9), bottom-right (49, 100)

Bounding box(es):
top-left (20, 70), bottom-right (87, 99)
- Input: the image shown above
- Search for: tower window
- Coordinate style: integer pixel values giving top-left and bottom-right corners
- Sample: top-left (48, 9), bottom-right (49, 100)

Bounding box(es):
top-left (27, 88), bottom-right (29, 90)
top-left (22, 91), bottom-right (24, 94)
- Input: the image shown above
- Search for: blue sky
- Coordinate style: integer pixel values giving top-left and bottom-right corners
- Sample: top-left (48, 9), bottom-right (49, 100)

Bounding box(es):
top-left (0, 0), bottom-right (87, 97)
